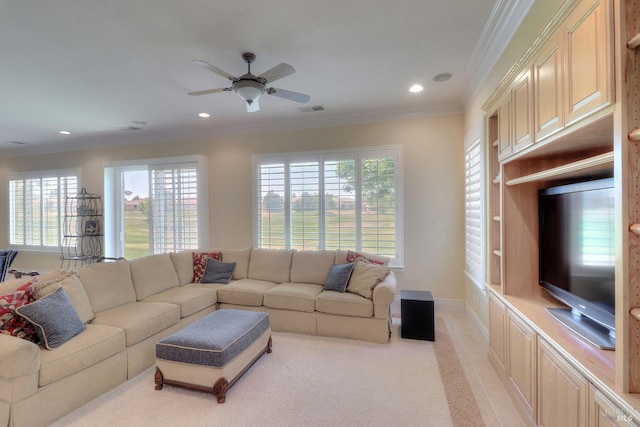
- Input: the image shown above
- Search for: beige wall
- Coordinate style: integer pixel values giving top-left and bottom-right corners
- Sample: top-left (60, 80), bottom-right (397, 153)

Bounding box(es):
top-left (462, 0), bottom-right (564, 329)
top-left (1, 114), bottom-right (466, 300)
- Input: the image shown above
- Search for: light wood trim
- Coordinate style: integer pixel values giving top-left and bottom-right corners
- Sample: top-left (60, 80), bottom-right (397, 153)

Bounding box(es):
top-left (627, 32), bottom-right (640, 50)
top-left (505, 151), bottom-right (613, 186)
top-left (629, 128), bottom-right (640, 142)
top-left (629, 224), bottom-right (640, 236)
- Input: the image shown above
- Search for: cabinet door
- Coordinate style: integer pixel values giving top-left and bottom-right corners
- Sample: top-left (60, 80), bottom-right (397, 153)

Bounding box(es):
top-left (589, 386), bottom-right (638, 427)
top-left (512, 67), bottom-right (533, 153)
top-left (537, 338), bottom-right (588, 427)
top-left (507, 310), bottom-right (537, 424)
top-left (534, 32), bottom-right (564, 141)
top-left (563, 0), bottom-right (613, 126)
top-left (497, 94), bottom-right (513, 160)
top-left (488, 294), bottom-right (507, 374)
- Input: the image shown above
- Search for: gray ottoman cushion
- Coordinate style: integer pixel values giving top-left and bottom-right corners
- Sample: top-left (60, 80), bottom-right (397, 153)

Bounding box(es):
top-left (156, 309), bottom-right (269, 368)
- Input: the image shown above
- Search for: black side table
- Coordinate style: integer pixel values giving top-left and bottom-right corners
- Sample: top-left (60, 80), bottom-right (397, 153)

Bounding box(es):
top-left (401, 290), bottom-right (435, 341)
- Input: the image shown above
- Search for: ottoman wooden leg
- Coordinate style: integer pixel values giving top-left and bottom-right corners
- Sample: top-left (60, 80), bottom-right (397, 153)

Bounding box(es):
top-left (213, 377), bottom-right (229, 403)
top-left (267, 335), bottom-right (273, 353)
top-left (154, 367), bottom-right (164, 390)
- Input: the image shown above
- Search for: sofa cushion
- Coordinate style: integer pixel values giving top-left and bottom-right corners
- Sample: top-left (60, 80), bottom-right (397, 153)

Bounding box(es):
top-left (129, 254), bottom-right (181, 301)
top-left (16, 287), bottom-right (86, 350)
top-left (264, 283), bottom-right (323, 313)
top-left (35, 274), bottom-right (95, 324)
top-left (289, 250), bottom-right (335, 285)
top-left (315, 290), bottom-right (374, 318)
top-left (346, 260), bottom-right (390, 299)
top-left (323, 262), bottom-right (355, 293)
top-left (91, 301), bottom-right (179, 346)
top-left (192, 251), bottom-right (222, 283)
top-left (220, 248), bottom-right (252, 280)
top-left (142, 285), bottom-right (218, 318)
top-left (38, 324), bottom-right (125, 386)
top-left (75, 261), bottom-right (136, 313)
top-left (169, 251), bottom-right (195, 285)
top-left (216, 279), bottom-right (279, 307)
top-left (248, 249), bottom-right (294, 284)
top-left (201, 259), bottom-right (235, 284)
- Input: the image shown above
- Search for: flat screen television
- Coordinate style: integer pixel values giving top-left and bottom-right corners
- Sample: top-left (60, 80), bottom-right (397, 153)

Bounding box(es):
top-left (538, 177), bottom-right (616, 350)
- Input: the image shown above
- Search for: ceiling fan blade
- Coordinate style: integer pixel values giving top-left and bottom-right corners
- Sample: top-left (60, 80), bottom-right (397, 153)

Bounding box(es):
top-left (193, 60), bottom-right (237, 81)
top-left (188, 87), bottom-right (232, 96)
top-left (246, 99), bottom-right (260, 112)
top-left (267, 87), bottom-right (310, 104)
top-left (257, 63), bottom-right (295, 83)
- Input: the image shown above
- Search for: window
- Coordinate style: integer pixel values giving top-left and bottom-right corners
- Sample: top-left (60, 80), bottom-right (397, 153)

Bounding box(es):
top-left (104, 156), bottom-right (208, 258)
top-left (254, 146), bottom-right (402, 266)
top-left (9, 169), bottom-right (78, 250)
top-left (464, 137), bottom-right (483, 287)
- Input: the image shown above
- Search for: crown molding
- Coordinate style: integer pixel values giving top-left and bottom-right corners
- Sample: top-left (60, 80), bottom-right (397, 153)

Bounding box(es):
top-left (463, 0), bottom-right (535, 108)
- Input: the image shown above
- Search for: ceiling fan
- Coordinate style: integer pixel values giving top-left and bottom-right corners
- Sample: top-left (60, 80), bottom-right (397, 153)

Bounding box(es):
top-left (188, 52), bottom-right (310, 112)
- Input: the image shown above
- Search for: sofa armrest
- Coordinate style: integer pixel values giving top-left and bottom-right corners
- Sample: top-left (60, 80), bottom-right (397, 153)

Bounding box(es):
top-left (0, 335), bottom-right (40, 378)
top-left (373, 272), bottom-right (396, 320)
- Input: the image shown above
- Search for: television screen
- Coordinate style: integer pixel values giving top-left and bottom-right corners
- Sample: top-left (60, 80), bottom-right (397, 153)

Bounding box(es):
top-left (539, 177), bottom-right (616, 349)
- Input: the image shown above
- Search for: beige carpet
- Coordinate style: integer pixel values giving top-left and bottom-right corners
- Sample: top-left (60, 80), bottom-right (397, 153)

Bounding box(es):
top-left (50, 317), bottom-right (484, 427)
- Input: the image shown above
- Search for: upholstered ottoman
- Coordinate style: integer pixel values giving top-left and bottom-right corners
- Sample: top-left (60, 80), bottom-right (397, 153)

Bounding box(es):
top-left (154, 309), bottom-right (272, 403)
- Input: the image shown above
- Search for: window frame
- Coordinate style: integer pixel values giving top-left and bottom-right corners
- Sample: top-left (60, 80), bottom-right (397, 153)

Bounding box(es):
top-left (8, 168), bottom-right (80, 252)
top-left (252, 145), bottom-right (403, 267)
top-left (103, 155), bottom-right (209, 258)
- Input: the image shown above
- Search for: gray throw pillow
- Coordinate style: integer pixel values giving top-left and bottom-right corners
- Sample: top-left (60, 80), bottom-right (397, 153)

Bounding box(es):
top-left (201, 259), bottom-right (236, 284)
top-left (16, 287), bottom-right (86, 350)
top-left (323, 262), bottom-right (355, 292)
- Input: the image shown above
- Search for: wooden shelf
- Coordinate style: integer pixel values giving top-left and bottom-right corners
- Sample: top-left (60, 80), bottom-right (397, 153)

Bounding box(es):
top-left (631, 307), bottom-right (640, 321)
top-left (493, 216), bottom-right (501, 222)
top-left (505, 151), bottom-right (613, 186)
top-left (628, 32), bottom-right (640, 50)
top-left (629, 128), bottom-right (640, 142)
top-left (493, 250), bottom-right (502, 257)
top-left (492, 139), bottom-right (499, 147)
top-left (493, 176), bottom-right (501, 184)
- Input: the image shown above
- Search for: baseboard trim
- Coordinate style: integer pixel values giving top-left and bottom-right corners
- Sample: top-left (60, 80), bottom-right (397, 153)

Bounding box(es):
top-left (465, 301), bottom-right (489, 345)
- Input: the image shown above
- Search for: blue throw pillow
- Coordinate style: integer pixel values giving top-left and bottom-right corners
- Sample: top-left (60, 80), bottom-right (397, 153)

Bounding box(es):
top-left (201, 259), bottom-right (236, 284)
top-left (16, 287), bottom-right (86, 349)
top-left (323, 262), bottom-right (355, 292)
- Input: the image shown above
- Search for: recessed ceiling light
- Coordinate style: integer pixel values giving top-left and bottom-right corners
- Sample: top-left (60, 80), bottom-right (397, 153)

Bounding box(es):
top-left (59, 130), bottom-right (71, 135)
top-left (198, 112), bottom-right (210, 118)
top-left (433, 73), bottom-right (452, 82)
top-left (409, 84), bottom-right (424, 93)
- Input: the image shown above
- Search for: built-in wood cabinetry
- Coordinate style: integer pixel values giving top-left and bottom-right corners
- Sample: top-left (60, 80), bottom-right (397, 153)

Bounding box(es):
top-left (508, 310), bottom-right (537, 424)
top-left (483, 0), bottom-right (640, 425)
top-left (538, 338), bottom-right (589, 426)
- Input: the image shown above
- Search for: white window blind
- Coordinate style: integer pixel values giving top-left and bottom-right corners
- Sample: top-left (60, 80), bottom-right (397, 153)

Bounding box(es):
top-left (150, 164), bottom-right (199, 253)
top-left (255, 147), bottom-right (402, 266)
top-left (465, 141), bottom-right (483, 286)
top-left (9, 171), bottom-right (78, 248)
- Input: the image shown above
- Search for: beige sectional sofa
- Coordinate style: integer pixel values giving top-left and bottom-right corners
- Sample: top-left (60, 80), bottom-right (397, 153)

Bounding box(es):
top-left (0, 248), bottom-right (396, 427)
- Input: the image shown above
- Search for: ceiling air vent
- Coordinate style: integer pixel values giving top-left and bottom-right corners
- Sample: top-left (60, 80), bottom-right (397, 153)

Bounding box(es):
top-left (298, 105), bottom-right (325, 113)
top-left (3, 141), bottom-right (26, 145)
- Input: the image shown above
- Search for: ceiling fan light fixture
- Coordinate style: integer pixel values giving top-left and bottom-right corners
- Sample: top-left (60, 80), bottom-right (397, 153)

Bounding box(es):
top-left (409, 84), bottom-right (424, 93)
top-left (233, 78), bottom-right (266, 104)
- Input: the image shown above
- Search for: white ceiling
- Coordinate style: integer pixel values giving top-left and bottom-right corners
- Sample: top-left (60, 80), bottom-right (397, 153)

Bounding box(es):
top-left (0, 0), bottom-right (530, 156)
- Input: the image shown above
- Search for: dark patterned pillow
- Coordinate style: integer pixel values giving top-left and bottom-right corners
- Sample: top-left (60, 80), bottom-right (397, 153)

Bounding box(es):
top-left (201, 259), bottom-right (236, 284)
top-left (345, 250), bottom-right (388, 266)
top-left (192, 251), bottom-right (223, 283)
top-left (323, 263), bottom-right (355, 293)
top-left (0, 282), bottom-right (38, 342)
top-left (16, 287), bottom-right (85, 350)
